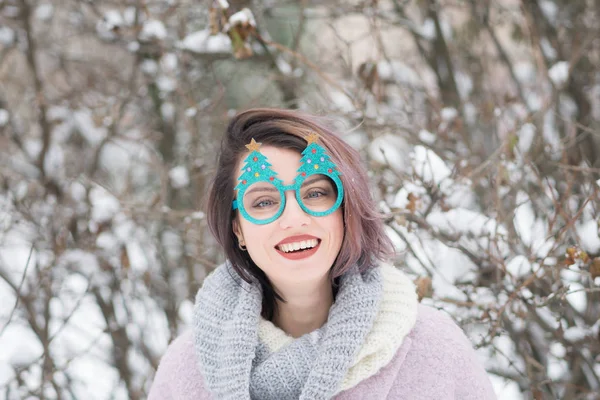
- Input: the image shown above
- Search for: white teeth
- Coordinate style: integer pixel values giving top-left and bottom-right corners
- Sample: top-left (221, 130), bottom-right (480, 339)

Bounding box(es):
top-left (278, 239), bottom-right (319, 253)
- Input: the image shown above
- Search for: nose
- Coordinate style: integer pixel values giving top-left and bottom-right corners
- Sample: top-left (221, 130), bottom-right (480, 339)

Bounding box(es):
top-left (278, 190), bottom-right (310, 229)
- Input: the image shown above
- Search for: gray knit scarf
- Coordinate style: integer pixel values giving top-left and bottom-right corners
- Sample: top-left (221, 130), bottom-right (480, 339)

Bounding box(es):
top-left (193, 262), bottom-right (383, 400)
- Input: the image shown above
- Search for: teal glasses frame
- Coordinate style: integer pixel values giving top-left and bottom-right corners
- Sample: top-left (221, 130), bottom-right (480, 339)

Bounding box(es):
top-left (232, 173), bottom-right (344, 225)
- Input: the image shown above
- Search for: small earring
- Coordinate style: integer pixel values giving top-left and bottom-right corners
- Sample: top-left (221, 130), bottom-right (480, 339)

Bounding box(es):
top-left (238, 242), bottom-right (247, 251)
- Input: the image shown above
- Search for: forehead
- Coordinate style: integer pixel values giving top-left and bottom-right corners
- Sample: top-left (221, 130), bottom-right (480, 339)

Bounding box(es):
top-left (236, 145), bottom-right (302, 183)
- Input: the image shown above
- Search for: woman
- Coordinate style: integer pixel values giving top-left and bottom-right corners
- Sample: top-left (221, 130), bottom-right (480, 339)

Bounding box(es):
top-left (149, 108), bottom-right (496, 399)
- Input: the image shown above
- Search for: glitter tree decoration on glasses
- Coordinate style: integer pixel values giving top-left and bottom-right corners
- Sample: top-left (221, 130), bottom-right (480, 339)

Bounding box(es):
top-left (234, 138), bottom-right (283, 191)
top-left (297, 132), bottom-right (340, 178)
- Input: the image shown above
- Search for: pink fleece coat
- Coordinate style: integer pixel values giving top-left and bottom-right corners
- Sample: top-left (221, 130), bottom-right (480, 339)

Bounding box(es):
top-left (149, 304), bottom-right (496, 399)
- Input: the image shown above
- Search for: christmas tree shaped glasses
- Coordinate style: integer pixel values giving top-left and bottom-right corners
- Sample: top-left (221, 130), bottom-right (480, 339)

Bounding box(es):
top-left (232, 134), bottom-right (345, 225)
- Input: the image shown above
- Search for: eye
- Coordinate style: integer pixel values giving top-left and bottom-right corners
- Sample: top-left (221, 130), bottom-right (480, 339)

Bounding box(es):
top-left (306, 189), bottom-right (328, 199)
top-left (253, 197), bottom-right (278, 208)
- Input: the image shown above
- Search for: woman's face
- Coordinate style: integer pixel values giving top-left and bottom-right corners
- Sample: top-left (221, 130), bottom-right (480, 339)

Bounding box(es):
top-left (233, 145), bottom-right (344, 288)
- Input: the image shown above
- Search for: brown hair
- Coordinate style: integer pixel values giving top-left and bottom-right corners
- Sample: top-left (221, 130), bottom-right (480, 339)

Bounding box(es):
top-left (205, 108), bottom-right (394, 319)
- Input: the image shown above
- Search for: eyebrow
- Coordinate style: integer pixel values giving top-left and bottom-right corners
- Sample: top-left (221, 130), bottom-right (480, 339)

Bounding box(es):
top-left (243, 175), bottom-right (331, 196)
top-left (244, 185), bottom-right (279, 196)
top-left (302, 175), bottom-right (329, 187)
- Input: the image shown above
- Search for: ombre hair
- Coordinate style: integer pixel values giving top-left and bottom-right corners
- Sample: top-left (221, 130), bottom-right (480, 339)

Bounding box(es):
top-left (205, 108), bottom-right (394, 319)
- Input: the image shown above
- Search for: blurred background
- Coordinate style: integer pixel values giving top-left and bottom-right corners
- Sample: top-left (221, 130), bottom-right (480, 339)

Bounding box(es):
top-left (1, 0), bottom-right (599, 399)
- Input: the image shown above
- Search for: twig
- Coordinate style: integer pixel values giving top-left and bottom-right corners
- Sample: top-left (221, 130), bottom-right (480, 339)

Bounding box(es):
top-left (254, 33), bottom-right (359, 109)
top-left (21, 0), bottom-right (52, 179)
top-left (0, 245), bottom-right (34, 337)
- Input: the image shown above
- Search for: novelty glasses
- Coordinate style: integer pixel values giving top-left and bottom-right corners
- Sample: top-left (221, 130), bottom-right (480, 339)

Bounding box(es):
top-left (232, 135), bottom-right (344, 225)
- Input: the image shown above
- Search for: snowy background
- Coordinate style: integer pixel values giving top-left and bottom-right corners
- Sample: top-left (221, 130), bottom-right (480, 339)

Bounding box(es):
top-left (1, 0), bottom-right (599, 399)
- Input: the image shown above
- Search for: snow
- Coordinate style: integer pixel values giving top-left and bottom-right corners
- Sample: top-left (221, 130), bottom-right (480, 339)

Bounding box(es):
top-left (98, 138), bottom-right (152, 190)
top-left (329, 90), bottom-right (356, 113)
top-left (377, 61), bottom-right (421, 86)
top-left (514, 62), bottom-right (535, 83)
top-left (441, 107), bottom-right (458, 121)
top-left (463, 103), bottom-right (477, 125)
top-left (420, 18), bottom-right (436, 40)
top-left (563, 326), bottom-right (587, 342)
top-left (526, 93), bottom-right (542, 111)
top-left (490, 375), bottom-right (522, 399)
top-left (0, 109), bottom-right (9, 127)
top-left (178, 29), bottom-right (231, 54)
top-left (542, 111), bottom-right (561, 155)
top-left (430, 243), bottom-right (477, 294)
top-left (178, 299), bottom-right (194, 324)
top-left (539, 0), bottom-right (558, 24)
top-left (513, 191), bottom-right (535, 246)
top-left (276, 57), bottom-right (292, 75)
top-left (0, 26), bottom-right (15, 45)
top-left (506, 255), bottom-right (532, 279)
top-left (540, 37), bottom-right (557, 60)
top-left (127, 41), bottom-right (140, 52)
top-left (0, 325), bottom-right (44, 370)
top-left (140, 59), bottom-right (158, 75)
top-left (65, 355), bottom-right (122, 399)
top-left (96, 231), bottom-right (119, 251)
top-left (565, 283), bottom-right (587, 314)
top-left (43, 144), bottom-right (65, 180)
top-left (390, 188), bottom-right (412, 210)
top-left (368, 134), bottom-right (409, 172)
top-left (411, 145), bottom-right (451, 186)
top-left (517, 123), bottom-right (536, 154)
top-left (169, 166), bottom-right (190, 189)
top-left (418, 129), bottom-right (436, 145)
top-left (156, 75), bottom-right (177, 92)
top-left (96, 10), bottom-right (124, 40)
top-left (229, 8), bottom-right (256, 27)
top-left (47, 105), bottom-right (71, 124)
top-left (455, 71), bottom-right (473, 100)
top-left (427, 208), bottom-right (504, 239)
top-left (559, 93), bottom-right (577, 119)
top-left (73, 109), bottom-right (108, 145)
top-left (384, 225), bottom-right (407, 252)
top-left (139, 20), bottom-right (167, 41)
top-left (161, 230), bottom-right (183, 260)
top-left (161, 102), bottom-right (175, 121)
top-left (89, 186), bottom-right (120, 224)
top-left (160, 53), bottom-right (178, 72)
top-left (185, 107), bottom-right (197, 117)
top-left (576, 219), bottom-right (600, 253)
top-left (548, 61), bottom-right (569, 86)
top-left (128, 299), bottom-right (170, 354)
top-left (547, 355), bottom-right (568, 381)
top-left (35, 3), bottom-right (54, 21)
top-left (191, 211), bottom-right (205, 220)
top-left (103, 10), bottom-right (124, 29)
top-left (0, 232), bottom-right (39, 286)
top-left (445, 181), bottom-right (477, 209)
top-left (123, 7), bottom-right (137, 26)
top-left (125, 241), bottom-right (149, 272)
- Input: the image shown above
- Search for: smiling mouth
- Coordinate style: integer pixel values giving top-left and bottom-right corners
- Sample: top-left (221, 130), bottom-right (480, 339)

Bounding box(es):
top-left (276, 238), bottom-right (320, 253)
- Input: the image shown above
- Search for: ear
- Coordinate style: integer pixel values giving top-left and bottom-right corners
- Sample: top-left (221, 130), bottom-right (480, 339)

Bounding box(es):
top-left (232, 217), bottom-right (245, 244)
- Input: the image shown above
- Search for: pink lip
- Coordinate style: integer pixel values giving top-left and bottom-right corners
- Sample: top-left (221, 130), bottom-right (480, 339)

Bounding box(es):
top-left (275, 241), bottom-right (321, 261)
top-left (276, 234), bottom-right (320, 247)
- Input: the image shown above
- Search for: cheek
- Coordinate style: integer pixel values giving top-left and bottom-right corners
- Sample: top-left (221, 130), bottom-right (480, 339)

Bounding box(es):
top-left (327, 210), bottom-right (345, 246)
top-left (240, 220), bottom-right (269, 248)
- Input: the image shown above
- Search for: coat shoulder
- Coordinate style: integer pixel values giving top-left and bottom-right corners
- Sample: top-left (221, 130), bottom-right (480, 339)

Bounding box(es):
top-left (148, 331), bottom-right (211, 400)
top-left (410, 304), bottom-right (471, 343)
top-left (391, 304), bottom-right (497, 399)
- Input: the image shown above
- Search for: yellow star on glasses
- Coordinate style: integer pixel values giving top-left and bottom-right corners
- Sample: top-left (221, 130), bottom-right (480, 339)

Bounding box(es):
top-left (245, 138), bottom-right (262, 152)
top-left (305, 132), bottom-right (320, 144)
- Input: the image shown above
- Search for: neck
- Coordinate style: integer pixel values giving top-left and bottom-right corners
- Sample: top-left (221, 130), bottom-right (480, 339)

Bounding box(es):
top-left (272, 277), bottom-right (333, 338)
